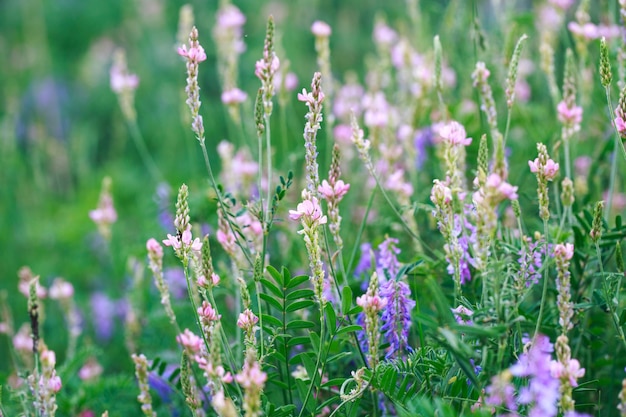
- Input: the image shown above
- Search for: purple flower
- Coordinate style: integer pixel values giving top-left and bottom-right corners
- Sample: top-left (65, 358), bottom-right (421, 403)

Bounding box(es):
top-left (90, 292), bottom-right (118, 341)
top-left (380, 279), bottom-right (415, 358)
top-left (414, 127), bottom-right (434, 169)
top-left (518, 236), bottom-right (551, 287)
top-left (377, 237), bottom-right (400, 280)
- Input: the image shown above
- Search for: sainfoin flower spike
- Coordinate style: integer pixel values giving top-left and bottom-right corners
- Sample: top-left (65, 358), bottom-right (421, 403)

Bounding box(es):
top-left (178, 26), bottom-right (207, 142)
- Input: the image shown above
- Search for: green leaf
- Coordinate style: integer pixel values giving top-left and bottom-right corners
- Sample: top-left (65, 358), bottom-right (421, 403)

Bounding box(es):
top-left (342, 286), bottom-right (353, 316)
top-left (266, 265), bottom-right (283, 286)
top-left (325, 303), bottom-right (337, 333)
top-left (336, 324), bottom-right (362, 336)
top-left (321, 377), bottom-right (347, 388)
top-left (286, 300), bottom-right (316, 312)
top-left (287, 274), bottom-right (310, 289)
top-left (286, 289), bottom-right (315, 300)
top-left (261, 314), bottom-right (282, 328)
top-left (260, 293), bottom-right (283, 311)
top-left (260, 278), bottom-right (283, 298)
top-left (286, 320), bottom-right (315, 330)
top-left (326, 351), bottom-right (352, 363)
top-left (348, 305), bottom-right (363, 315)
top-left (287, 336), bottom-right (312, 349)
top-left (310, 332), bottom-right (321, 353)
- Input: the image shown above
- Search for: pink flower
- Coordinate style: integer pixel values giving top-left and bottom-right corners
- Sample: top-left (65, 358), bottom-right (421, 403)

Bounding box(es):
top-left (221, 88), bottom-right (248, 105)
top-left (548, 0), bottom-right (575, 10)
top-left (373, 22), bottom-right (397, 45)
top-left (574, 156), bottom-right (592, 176)
top-left (41, 349), bottom-right (56, 367)
top-left (289, 197), bottom-right (327, 225)
top-left (163, 233), bottom-right (181, 249)
top-left (198, 301), bottom-right (221, 322)
top-left (255, 55), bottom-right (280, 80)
top-left (568, 22), bottom-right (599, 40)
top-left (430, 180), bottom-right (453, 206)
top-left (237, 309), bottom-right (259, 330)
top-left (235, 361), bottom-right (267, 388)
top-left (356, 294), bottom-right (387, 311)
top-left (176, 329), bottom-right (203, 353)
top-left (615, 113), bottom-right (626, 138)
top-left (318, 179), bottom-right (350, 200)
top-left (439, 121), bottom-right (472, 146)
top-left (550, 358), bottom-right (585, 387)
top-left (47, 375), bottom-right (62, 393)
top-left (198, 272), bottom-right (220, 287)
top-left (181, 229), bottom-right (202, 251)
top-left (311, 21), bottom-right (332, 37)
top-left (49, 278), bottom-right (74, 300)
top-left (554, 242), bottom-right (574, 261)
top-left (146, 238), bottom-right (163, 257)
top-left (177, 45), bottom-right (207, 62)
top-left (544, 159), bottom-right (560, 179)
top-left (216, 5), bottom-right (246, 29)
top-left (78, 359), bottom-right (103, 382)
top-left (110, 70), bottom-right (139, 93)
top-left (557, 101), bottom-right (583, 126)
top-left (274, 71), bottom-right (298, 92)
top-left (529, 158), bottom-right (559, 180)
top-left (297, 88), bottom-right (324, 105)
top-left (89, 206), bottom-right (117, 224)
top-left (333, 124), bottom-right (352, 144)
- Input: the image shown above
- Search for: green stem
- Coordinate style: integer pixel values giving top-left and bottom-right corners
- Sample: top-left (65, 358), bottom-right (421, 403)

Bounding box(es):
top-left (297, 313), bottom-right (326, 417)
top-left (346, 189), bottom-right (376, 275)
top-left (596, 242), bottom-right (626, 350)
top-left (534, 219), bottom-right (551, 337)
top-left (254, 280), bottom-right (265, 361)
top-left (605, 87), bottom-right (626, 223)
top-left (127, 120), bottom-right (162, 183)
top-left (199, 141), bottom-right (254, 268)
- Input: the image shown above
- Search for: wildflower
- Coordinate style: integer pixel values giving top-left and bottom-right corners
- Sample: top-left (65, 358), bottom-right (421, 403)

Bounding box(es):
top-left (530, 143), bottom-right (559, 220)
top-left (556, 102), bottom-right (582, 128)
top-left (311, 21), bottom-right (332, 37)
top-left (377, 237), bottom-right (401, 280)
top-left (177, 329), bottom-right (203, 354)
top-left (380, 278), bottom-right (415, 358)
top-left (290, 191), bottom-right (327, 307)
top-left (237, 309), bottom-right (259, 331)
top-left (49, 278), bottom-right (74, 300)
top-left (357, 272), bottom-right (386, 368)
top-left (132, 354), bottom-right (157, 417)
top-left (179, 26), bottom-right (206, 141)
top-left (451, 305), bottom-right (474, 325)
top-left (255, 16), bottom-right (279, 117)
top-left (439, 121), bottom-right (472, 146)
top-left (78, 358), bottom-right (104, 382)
top-left (221, 87), bottom-right (248, 105)
top-left (89, 177), bottom-right (117, 241)
top-left (299, 72), bottom-right (325, 195)
top-left (198, 301), bottom-right (221, 324)
top-left (236, 355), bottom-right (267, 417)
top-left (319, 145), bottom-right (349, 250)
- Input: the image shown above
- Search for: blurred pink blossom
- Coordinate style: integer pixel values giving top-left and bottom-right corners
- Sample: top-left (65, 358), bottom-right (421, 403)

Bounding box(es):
top-left (221, 88), bottom-right (248, 104)
top-left (216, 5), bottom-right (246, 29)
top-left (557, 101), bottom-right (582, 126)
top-left (356, 293), bottom-right (387, 311)
top-left (49, 278), bottom-right (74, 300)
top-left (439, 121), bottom-right (472, 146)
top-left (177, 44), bottom-right (207, 62)
top-left (176, 329), bottom-right (203, 353)
top-left (311, 21), bottom-right (332, 37)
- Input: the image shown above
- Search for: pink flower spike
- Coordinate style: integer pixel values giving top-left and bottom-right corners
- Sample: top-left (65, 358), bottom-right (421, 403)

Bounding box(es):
top-left (311, 21), bottom-right (332, 37)
top-left (176, 329), bottom-right (203, 353)
top-left (528, 159), bottom-right (540, 173)
top-left (615, 115), bottom-right (626, 137)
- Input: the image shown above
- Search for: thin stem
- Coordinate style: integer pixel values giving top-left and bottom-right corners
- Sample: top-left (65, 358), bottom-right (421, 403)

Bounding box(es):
top-left (596, 242), bottom-right (626, 350)
top-left (127, 120), bottom-right (163, 183)
top-left (265, 114), bottom-right (273, 226)
top-left (534, 219), bottom-right (551, 337)
top-left (297, 313), bottom-right (326, 417)
top-left (605, 87), bottom-right (626, 223)
top-left (346, 189), bottom-right (376, 275)
top-left (199, 141), bottom-right (254, 268)
top-left (254, 280), bottom-right (265, 360)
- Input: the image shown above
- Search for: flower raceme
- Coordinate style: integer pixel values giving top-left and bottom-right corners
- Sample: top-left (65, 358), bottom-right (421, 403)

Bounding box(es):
top-left (288, 197), bottom-right (327, 227)
top-left (529, 157), bottom-right (560, 180)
